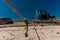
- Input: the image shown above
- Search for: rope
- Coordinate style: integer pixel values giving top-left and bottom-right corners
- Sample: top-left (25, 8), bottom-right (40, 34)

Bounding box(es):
top-left (32, 23), bottom-right (41, 40)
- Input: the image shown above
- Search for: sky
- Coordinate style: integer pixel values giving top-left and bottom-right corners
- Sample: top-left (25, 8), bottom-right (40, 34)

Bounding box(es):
top-left (0, 0), bottom-right (60, 22)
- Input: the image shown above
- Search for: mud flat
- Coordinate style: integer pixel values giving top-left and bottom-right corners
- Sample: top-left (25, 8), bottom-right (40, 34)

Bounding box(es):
top-left (0, 24), bottom-right (60, 40)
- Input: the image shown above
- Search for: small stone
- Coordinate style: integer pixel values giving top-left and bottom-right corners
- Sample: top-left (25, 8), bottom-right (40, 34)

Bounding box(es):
top-left (57, 32), bottom-right (60, 34)
top-left (3, 36), bottom-right (5, 38)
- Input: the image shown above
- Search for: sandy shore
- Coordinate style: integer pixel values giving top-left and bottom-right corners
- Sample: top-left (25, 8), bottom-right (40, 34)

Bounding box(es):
top-left (0, 24), bottom-right (60, 40)
top-left (0, 22), bottom-right (59, 28)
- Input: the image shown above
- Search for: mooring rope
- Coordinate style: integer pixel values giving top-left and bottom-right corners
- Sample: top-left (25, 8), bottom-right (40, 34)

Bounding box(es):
top-left (32, 23), bottom-right (41, 40)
